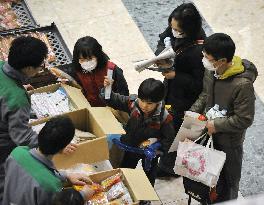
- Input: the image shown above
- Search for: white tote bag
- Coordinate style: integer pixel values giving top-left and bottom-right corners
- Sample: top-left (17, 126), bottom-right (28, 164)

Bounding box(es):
top-left (174, 135), bottom-right (226, 187)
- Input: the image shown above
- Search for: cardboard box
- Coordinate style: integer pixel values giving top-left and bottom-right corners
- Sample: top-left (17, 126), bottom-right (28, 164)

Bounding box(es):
top-left (28, 83), bottom-right (90, 119)
top-left (31, 108), bottom-right (125, 169)
top-left (89, 168), bottom-right (159, 204)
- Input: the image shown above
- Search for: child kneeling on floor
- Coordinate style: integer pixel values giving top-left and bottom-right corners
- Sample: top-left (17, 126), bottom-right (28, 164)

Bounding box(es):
top-left (101, 78), bottom-right (175, 186)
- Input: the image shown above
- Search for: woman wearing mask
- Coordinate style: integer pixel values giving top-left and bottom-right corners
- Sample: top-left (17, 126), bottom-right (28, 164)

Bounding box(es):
top-left (155, 3), bottom-right (205, 178)
top-left (70, 36), bottom-right (129, 108)
top-left (69, 36), bottom-right (129, 168)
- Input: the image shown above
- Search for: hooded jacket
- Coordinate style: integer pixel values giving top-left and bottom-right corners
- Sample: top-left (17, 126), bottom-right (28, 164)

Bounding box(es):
top-left (190, 57), bottom-right (257, 147)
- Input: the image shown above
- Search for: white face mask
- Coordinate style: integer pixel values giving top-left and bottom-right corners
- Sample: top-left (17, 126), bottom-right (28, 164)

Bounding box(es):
top-left (81, 59), bottom-right (97, 73)
top-left (202, 57), bottom-right (216, 71)
top-left (172, 29), bottom-right (185, 38)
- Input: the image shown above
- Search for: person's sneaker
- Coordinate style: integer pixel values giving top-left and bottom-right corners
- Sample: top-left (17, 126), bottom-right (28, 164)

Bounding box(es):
top-left (156, 169), bottom-right (180, 178)
top-left (139, 200), bottom-right (151, 205)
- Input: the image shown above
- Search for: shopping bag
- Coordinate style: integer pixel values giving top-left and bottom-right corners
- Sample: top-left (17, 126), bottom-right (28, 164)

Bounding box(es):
top-left (169, 111), bottom-right (206, 153)
top-left (174, 135), bottom-right (226, 187)
top-left (183, 177), bottom-right (211, 203)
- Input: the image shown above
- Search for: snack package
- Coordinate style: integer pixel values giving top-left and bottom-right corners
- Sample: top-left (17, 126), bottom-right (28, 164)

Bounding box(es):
top-left (30, 88), bottom-right (71, 119)
top-left (139, 138), bottom-right (158, 148)
top-left (86, 192), bottom-right (109, 205)
top-left (71, 129), bottom-right (97, 144)
top-left (101, 173), bottom-right (122, 191)
top-left (65, 163), bottom-right (96, 177)
top-left (106, 182), bottom-right (125, 201)
top-left (120, 193), bottom-right (133, 205)
top-left (74, 183), bottom-right (103, 193)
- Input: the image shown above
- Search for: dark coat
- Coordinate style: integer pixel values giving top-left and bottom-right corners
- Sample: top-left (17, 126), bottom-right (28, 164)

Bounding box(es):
top-left (101, 91), bottom-right (175, 152)
top-left (155, 27), bottom-right (206, 120)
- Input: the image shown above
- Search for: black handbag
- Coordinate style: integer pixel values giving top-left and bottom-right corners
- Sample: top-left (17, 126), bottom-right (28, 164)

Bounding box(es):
top-left (183, 177), bottom-right (211, 205)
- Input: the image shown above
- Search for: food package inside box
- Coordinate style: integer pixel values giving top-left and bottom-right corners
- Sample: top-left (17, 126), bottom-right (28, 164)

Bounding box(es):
top-left (30, 87), bottom-right (73, 120)
top-left (32, 123), bottom-right (96, 144)
top-left (73, 172), bottom-right (133, 205)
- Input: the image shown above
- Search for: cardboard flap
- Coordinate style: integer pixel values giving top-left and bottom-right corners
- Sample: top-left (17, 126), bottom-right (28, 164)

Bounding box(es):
top-left (121, 168), bottom-right (159, 201)
top-left (28, 83), bottom-right (60, 95)
top-left (89, 107), bottom-right (125, 135)
top-left (53, 137), bottom-right (109, 169)
top-left (62, 84), bottom-right (91, 109)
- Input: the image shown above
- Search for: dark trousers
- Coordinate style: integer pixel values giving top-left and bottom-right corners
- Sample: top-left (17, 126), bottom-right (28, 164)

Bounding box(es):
top-left (121, 151), bottom-right (158, 186)
top-left (0, 163), bottom-right (5, 205)
top-left (158, 111), bottom-right (183, 174)
top-left (214, 144), bottom-right (243, 203)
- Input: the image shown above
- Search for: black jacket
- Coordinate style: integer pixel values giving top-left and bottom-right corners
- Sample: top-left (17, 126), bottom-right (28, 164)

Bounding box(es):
top-left (155, 27), bottom-right (205, 115)
top-left (101, 91), bottom-right (175, 152)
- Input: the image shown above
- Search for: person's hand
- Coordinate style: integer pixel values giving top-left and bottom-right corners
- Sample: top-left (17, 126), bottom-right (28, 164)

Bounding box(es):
top-left (58, 78), bottom-right (69, 84)
top-left (23, 84), bottom-right (34, 91)
top-left (206, 120), bottom-right (216, 135)
top-left (162, 70), bottom-right (176, 79)
top-left (103, 76), bottom-right (114, 87)
top-left (67, 173), bottom-right (93, 186)
top-left (62, 143), bottom-right (78, 154)
top-left (155, 59), bottom-right (173, 68)
top-left (82, 185), bottom-right (96, 200)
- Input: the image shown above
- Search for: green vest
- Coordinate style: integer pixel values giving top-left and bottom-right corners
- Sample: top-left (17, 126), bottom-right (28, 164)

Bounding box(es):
top-left (0, 61), bottom-right (29, 110)
top-left (11, 146), bottom-right (62, 192)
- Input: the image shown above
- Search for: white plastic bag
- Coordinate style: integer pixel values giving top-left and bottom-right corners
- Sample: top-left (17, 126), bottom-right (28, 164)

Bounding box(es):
top-left (174, 136), bottom-right (226, 187)
top-left (169, 111), bottom-right (206, 152)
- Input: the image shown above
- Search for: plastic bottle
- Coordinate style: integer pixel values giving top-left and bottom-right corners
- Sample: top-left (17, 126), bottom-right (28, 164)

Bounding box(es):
top-left (164, 37), bottom-right (172, 48)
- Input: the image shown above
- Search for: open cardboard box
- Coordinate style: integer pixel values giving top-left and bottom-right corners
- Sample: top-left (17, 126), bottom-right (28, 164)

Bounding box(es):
top-left (89, 168), bottom-right (159, 204)
top-left (28, 83), bottom-right (91, 123)
top-left (30, 108), bottom-right (125, 169)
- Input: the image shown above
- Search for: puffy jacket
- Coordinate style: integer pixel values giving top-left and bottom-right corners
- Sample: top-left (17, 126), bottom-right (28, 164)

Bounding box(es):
top-left (191, 57), bottom-right (257, 147)
top-left (0, 61), bottom-right (38, 164)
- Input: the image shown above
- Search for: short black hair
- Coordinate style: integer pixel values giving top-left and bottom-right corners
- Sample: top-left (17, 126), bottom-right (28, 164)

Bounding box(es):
top-left (38, 116), bottom-right (75, 155)
top-left (52, 189), bottom-right (84, 205)
top-left (138, 78), bottom-right (165, 103)
top-left (204, 33), bottom-right (236, 62)
top-left (168, 3), bottom-right (202, 39)
top-left (72, 36), bottom-right (109, 71)
top-left (8, 36), bottom-right (48, 70)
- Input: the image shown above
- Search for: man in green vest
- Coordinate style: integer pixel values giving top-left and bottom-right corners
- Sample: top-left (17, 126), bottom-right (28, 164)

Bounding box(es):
top-left (0, 36), bottom-right (49, 203)
top-left (3, 116), bottom-right (93, 205)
